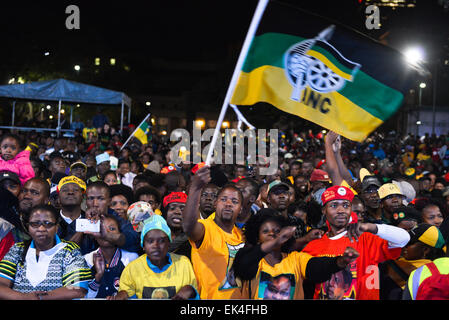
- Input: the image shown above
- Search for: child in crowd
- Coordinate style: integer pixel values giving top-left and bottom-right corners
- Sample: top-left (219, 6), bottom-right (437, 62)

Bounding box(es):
top-left (0, 133), bottom-right (35, 185)
top-left (84, 214), bottom-right (138, 298)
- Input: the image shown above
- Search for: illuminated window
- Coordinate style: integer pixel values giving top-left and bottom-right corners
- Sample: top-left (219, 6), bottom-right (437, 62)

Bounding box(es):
top-left (110, 58), bottom-right (116, 66)
top-left (95, 57), bottom-right (100, 66)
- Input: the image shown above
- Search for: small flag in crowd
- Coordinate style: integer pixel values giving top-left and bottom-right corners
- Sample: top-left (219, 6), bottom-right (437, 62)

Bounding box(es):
top-left (121, 113), bottom-right (151, 150)
top-left (230, 1), bottom-right (425, 142)
top-left (134, 120), bottom-right (151, 145)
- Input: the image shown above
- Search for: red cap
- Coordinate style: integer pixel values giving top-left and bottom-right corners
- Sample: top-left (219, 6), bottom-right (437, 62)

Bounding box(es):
top-left (163, 192), bottom-right (188, 208)
top-left (160, 165), bottom-right (176, 174)
top-left (232, 176), bottom-right (245, 183)
top-left (445, 172), bottom-right (449, 183)
top-left (310, 169), bottom-right (330, 182)
top-left (321, 185), bottom-right (354, 205)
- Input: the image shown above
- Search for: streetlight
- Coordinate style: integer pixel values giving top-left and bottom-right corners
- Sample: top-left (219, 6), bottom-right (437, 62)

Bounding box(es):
top-left (404, 47), bottom-right (425, 66)
top-left (404, 47), bottom-right (426, 138)
top-left (74, 65), bottom-right (80, 71)
top-left (416, 82), bottom-right (426, 137)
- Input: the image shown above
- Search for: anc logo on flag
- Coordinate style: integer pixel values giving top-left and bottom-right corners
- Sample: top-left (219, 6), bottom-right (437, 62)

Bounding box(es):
top-left (230, 1), bottom-right (423, 142)
top-left (284, 25), bottom-right (361, 102)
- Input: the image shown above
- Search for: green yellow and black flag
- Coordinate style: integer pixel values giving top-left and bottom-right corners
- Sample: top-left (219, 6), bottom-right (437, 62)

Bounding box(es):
top-left (120, 113), bottom-right (152, 150)
top-left (134, 120), bottom-right (151, 145)
top-left (230, 0), bottom-right (425, 142)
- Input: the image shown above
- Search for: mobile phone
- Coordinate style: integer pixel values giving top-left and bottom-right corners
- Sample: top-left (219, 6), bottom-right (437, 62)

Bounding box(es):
top-left (76, 219), bottom-right (100, 233)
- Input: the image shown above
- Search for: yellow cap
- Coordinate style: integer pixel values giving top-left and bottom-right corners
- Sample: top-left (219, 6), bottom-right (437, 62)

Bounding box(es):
top-left (57, 175), bottom-right (86, 193)
top-left (378, 183), bottom-right (402, 200)
top-left (359, 168), bottom-right (372, 182)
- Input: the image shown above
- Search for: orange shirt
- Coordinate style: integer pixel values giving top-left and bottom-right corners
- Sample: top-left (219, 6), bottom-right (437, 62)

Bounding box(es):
top-left (189, 218), bottom-right (245, 299)
top-left (302, 231), bottom-right (401, 300)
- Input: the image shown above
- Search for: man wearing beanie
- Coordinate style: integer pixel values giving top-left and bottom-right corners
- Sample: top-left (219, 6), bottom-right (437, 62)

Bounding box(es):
top-left (402, 224), bottom-right (449, 300)
top-left (302, 185), bottom-right (410, 300)
top-left (162, 192), bottom-right (191, 259)
top-left (380, 223), bottom-right (446, 300)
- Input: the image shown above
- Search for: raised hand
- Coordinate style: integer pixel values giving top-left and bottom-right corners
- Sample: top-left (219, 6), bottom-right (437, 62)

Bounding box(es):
top-left (336, 246), bottom-right (360, 268)
top-left (277, 226), bottom-right (297, 245)
top-left (190, 165), bottom-right (211, 191)
top-left (93, 251), bottom-right (105, 282)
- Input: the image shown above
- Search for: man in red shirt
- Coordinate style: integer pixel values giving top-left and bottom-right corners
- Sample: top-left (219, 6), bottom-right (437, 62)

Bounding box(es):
top-left (302, 185), bottom-right (410, 300)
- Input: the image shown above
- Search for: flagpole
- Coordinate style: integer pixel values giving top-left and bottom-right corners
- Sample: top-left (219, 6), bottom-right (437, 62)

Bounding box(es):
top-left (205, 0), bottom-right (269, 166)
top-left (120, 113), bottom-right (151, 151)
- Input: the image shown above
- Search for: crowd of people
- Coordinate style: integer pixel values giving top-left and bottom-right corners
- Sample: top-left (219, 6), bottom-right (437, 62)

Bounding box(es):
top-left (0, 119), bottom-right (448, 300)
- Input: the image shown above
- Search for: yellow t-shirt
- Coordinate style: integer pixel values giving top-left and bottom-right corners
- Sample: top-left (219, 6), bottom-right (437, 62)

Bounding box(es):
top-left (402, 152), bottom-right (414, 168)
top-left (417, 152), bottom-right (430, 161)
top-left (242, 251), bottom-right (312, 300)
top-left (205, 212), bottom-right (215, 220)
top-left (190, 217), bottom-right (245, 299)
top-left (82, 127), bottom-right (97, 142)
top-left (119, 253), bottom-right (197, 299)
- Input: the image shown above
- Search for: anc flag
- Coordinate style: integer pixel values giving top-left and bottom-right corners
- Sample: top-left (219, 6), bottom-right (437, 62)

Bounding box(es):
top-left (132, 114), bottom-right (151, 145)
top-left (230, 1), bottom-right (423, 142)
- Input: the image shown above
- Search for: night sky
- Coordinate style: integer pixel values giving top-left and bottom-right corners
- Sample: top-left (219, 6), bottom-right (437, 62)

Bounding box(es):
top-left (0, 0), bottom-right (448, 125)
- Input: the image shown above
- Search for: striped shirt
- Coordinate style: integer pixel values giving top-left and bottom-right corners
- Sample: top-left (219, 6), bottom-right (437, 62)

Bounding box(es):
top-left (0, 236), bottom-right (92, 293)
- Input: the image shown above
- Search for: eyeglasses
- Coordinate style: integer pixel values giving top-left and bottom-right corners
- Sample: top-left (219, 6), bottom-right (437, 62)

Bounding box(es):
top-left (28, 221), bottom-right (57, 229)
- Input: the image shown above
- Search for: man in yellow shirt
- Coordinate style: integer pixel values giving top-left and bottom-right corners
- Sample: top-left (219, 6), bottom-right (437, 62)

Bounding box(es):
top-left (183, 165), bottom-right (245, 299)
top-left (82, 120), bottom-right (97, 144)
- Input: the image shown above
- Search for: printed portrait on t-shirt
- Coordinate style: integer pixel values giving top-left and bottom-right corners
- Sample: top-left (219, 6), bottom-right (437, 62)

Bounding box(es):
top-left (142, 286), bottom-right (176, 299)
top-left (219, 242), bottom-right (245, 290)
top-left (258, 272), bottom-right (295, 300)
top-left (319, 261), bottom-right (356, 300)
